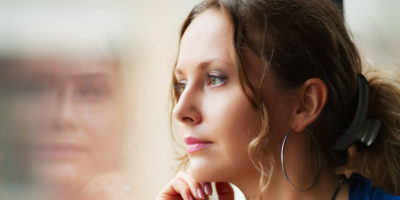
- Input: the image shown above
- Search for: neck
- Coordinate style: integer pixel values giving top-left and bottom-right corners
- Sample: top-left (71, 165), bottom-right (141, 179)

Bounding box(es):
top-left (233, 165), bottom-right (349, 200)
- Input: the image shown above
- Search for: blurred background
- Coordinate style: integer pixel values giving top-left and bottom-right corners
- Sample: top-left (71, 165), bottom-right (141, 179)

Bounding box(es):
top-left (0, 0), bottom-right (398, 199)
top-left (345, 0), bottom-right (400, 70)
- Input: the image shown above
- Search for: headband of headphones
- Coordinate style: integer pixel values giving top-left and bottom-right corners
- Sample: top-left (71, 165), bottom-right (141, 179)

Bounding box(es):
top-left (333, 74), bottom-right (381, 151)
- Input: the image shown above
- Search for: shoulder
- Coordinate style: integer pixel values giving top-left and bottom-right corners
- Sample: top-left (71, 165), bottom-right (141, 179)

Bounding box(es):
top-left (348, 173), bottom-right (400, 200)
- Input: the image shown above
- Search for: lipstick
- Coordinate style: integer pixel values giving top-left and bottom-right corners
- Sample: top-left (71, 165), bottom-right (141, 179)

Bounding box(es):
top-left (35, 143), bottom-right (85, 160)
top-left (184, 137), bottom-right (212, 153)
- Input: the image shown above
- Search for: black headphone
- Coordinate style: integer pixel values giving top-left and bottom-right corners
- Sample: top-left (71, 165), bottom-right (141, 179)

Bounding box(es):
top-left (333, 75), bottom-right (381, 151)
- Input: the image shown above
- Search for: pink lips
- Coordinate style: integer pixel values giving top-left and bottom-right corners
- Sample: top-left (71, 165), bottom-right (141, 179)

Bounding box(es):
top-left (35, 144), bottom-right (85, 160)
top-left (184, 137), bottom-right (212, 153)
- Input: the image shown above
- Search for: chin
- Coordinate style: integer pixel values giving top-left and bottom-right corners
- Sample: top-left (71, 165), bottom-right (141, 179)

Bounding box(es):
top-left (188, 157), bottom-right (229, 182)
top-left (34, 162), bottom-right (92, 188)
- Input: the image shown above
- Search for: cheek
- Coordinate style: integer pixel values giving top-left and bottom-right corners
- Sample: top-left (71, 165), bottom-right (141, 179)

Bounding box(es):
top-left (191, 89), bottom-right (261, 181)
top-left (76, 99), bottom-right (123, 152)
top-left (9, 97), bottom-right (56, 143)
top-left (264, 92), bottom-right (294, 144)
top-left (219, 96), bottom-right (261, 160)
top-left (205, 90), bottom-right (261, 144)
top-left (12, 96), bottom-right (51, 122)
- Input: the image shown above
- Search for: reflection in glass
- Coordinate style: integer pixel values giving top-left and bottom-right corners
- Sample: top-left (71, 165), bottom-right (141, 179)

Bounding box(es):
top-left (0, 1), bottom-right (133, 199)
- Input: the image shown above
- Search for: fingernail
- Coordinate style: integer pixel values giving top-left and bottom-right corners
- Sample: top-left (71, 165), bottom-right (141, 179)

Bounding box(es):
top-left (216, 182), bottom-right (231, 194)
top-left (204, 183), bottom-right (212, 196)
top-left (197, 187), bottom-right (205, 199)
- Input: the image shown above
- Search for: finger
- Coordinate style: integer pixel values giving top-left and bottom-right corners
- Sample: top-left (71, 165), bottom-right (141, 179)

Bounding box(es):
top-left (202, 182), bottom-right (213, 196)
top-left (177, 171), bottom-right (207, 199)
top-left (197, 182), bottom-right (212, 199)
top-left (157, 177), bottom-right (190, 200)
top-left (215, 182), bottom-right (234, 200)
top-left (171, 178), bottom-right (193, 200)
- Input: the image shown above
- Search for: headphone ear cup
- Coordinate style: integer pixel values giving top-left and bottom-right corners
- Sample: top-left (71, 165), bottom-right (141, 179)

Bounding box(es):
top-left (333, 75), bottom-right (382, 151)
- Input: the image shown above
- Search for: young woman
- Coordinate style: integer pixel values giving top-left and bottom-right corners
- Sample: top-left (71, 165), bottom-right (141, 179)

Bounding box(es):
top-left (158, 0), bottom-right (400, 199)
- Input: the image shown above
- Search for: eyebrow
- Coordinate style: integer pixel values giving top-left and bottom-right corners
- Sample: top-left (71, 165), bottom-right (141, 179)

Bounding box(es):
top-left (174, 68), bottom-right (184, 76)
top-left (69, 73), bottom-right (118, 85)
top-left (174, 58), bottom-right (233, 76)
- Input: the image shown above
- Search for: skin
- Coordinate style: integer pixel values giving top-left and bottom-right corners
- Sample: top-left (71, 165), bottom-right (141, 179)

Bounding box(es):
top-left (158, 9), bottom-right (350, 200)
top-left (4, 56), bottom-right (128, 199)
top-left (174, 7), bottom-right (262, 184)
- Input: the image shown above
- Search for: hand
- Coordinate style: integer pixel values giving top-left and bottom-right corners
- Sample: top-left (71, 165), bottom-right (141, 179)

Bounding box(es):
top-left (157, 171), bottom-right (234, 200)
top-left (76, 171), bottom-right (132, 200)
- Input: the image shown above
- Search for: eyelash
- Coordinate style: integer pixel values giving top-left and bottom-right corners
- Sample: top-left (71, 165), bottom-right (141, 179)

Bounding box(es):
top-left (207, 73), bottom-right (227, 88)
top-left (174, 81), bottom-right (186, 95)
top-left (174, 72), bottom-right (228, 96)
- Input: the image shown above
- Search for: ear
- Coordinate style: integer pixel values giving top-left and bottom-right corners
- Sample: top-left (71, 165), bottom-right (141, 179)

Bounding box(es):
top-left (291, 78), bottom-right (327, 132)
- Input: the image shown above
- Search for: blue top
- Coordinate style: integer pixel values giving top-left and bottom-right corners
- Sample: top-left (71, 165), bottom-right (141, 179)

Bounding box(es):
top-left (349, 173), bottom-right (400, 200)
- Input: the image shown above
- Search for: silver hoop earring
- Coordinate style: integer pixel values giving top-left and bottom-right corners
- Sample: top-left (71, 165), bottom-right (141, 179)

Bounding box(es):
top-left (280, 129), bottom-right (321, 192)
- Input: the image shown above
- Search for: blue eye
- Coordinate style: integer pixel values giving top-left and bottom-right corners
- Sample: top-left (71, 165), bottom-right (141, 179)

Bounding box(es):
top-left (207, 74), bottom-right (227, 87)
top-left (16, 81), bottom-right (50, 98)
top-left (77, 88), bottom-right (103, 98)
top-left (174, 81), bottom-right (186, 95)
top-left (22, 84), bottom-right (46, 95)
top-left (76, 84), bottom-right (110, 101)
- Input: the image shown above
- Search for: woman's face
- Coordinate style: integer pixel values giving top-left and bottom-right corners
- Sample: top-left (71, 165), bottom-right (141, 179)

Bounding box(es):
top-left (5, 56), bottom-right (124, 188)
top-left (173, 9), bottom-right (265, 182)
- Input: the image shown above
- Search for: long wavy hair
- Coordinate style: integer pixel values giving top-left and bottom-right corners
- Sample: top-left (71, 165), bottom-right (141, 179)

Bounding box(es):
top-left (170, 0), bottom-right (400, 197)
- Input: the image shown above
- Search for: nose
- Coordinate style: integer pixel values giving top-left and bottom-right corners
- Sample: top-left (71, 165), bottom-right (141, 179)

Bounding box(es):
top-left (172, 83), bottom-right (202, 126)
top-left (53, 86), bottom-right (77, 131)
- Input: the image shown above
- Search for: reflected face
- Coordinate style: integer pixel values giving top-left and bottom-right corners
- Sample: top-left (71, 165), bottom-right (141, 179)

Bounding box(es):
top-left (5, 56), bottom-right (123, 187)
top-left (173, 9), bottom-right (262, 182)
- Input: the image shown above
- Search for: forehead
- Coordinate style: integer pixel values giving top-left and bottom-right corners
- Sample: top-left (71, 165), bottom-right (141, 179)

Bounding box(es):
top-left (177, 9), bottom-right (234, 69)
